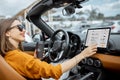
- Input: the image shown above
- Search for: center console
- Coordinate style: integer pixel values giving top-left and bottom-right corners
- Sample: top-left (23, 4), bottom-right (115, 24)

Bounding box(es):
top-left (66, 56), bottom-right (120, 80)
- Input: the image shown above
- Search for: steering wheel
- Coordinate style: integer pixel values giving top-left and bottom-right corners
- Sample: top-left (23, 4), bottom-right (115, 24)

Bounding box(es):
top-left (48, 29), bottom-right (70, 62)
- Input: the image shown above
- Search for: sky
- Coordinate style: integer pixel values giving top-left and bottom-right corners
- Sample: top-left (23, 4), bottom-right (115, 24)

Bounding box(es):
top-left (0, 0), bottom-right (35, 17)
top-left (0, 0), bottom-right (120, 17)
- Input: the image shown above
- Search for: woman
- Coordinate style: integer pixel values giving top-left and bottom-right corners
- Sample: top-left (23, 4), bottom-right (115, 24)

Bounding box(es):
top-left (0, 17), bottom-right (97, 80)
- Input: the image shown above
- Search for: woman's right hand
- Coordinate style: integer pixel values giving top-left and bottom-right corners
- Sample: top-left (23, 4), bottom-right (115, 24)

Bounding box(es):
top-left (61, 44), bottom-right (97, 73)
top-left (80, 44), bottom-right (97, 59)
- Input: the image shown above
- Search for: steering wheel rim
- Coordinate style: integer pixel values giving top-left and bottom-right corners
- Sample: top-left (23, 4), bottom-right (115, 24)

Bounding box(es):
top-left (48, 29), bottom-right (69, 62)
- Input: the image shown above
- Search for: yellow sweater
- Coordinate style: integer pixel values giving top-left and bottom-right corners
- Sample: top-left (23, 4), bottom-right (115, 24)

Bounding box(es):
top-left (4, 49), bottom-right (62, 79)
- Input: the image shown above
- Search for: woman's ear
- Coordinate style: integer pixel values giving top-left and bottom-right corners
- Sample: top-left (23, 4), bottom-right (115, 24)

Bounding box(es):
top-left (5, 31), bottom-right (10, 37)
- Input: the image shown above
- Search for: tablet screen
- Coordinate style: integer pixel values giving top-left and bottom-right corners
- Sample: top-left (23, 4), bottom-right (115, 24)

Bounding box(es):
top-left (85, 27), bottom-right (111, 48)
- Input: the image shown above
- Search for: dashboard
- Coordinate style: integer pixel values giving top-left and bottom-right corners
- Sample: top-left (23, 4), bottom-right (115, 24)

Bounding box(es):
top-left (66, 31), bottom-right (120, 80)
top-left (67, 31), bottom-right (120, 72)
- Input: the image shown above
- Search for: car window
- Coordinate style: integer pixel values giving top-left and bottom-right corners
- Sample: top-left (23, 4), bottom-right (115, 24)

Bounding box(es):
top-left (24, 32), bottom-right (33, 43)
top-left (42, 0), bottom-right (120, 34)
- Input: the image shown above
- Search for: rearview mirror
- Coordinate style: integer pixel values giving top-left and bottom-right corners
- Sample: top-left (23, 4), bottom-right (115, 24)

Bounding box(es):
top-left (62, 0), bottom-right (89, 16)
top-left (62, 5), bottom-right (75, 16)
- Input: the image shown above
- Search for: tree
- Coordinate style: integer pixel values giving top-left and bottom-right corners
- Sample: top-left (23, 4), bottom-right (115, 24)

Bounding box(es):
top-left (76, 11), bottom-right (84, 15)
top-left (115, 14), bottom-right (120, 20)
top-left (84, 6), bottom-right (99, 21)
top-left (97, 13), bottom-right (104, 20)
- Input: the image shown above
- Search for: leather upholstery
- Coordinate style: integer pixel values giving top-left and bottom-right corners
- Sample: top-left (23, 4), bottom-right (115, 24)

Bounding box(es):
top-left (0, 55), bottom-right (26, 80)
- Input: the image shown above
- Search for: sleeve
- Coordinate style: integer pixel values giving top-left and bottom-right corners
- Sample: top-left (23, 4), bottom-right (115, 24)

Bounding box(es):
top-left (4, 50), bottom-right (62, 79)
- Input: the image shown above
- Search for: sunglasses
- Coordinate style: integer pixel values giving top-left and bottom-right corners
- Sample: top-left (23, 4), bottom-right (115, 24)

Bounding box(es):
top-left (16, 25), bottom-right (25, 32)
top-left (8, 25), bottom-right (25, 32)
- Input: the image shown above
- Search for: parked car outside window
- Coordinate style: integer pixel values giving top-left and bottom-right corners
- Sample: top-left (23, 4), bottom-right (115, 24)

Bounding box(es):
top-left (101, 20), bottom-right (120, 33)
top-left (111, 20), bottom-right (120, 32)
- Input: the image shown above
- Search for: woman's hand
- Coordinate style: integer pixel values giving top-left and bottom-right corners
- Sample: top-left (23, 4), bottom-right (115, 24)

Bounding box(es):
top-left (34, 49), bottom-right (37, 58)
top-left (80, 44), bottom-right (97, 59)
top-left (61, 44), bottom-right (97, 73)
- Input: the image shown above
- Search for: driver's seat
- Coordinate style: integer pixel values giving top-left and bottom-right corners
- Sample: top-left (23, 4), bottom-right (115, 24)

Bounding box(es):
top-left (0, 55), bottom-right (26, 80)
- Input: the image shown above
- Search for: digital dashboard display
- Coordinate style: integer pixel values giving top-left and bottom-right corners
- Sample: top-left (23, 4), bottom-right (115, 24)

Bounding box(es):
top-left (85, 28), bottom-right (111, 48)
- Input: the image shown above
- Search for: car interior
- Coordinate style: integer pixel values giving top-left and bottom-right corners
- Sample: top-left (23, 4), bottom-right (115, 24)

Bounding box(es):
top-left (0, 0), bottom-right (120, 80)
top-left (26, 0), bottom-right (120, 80)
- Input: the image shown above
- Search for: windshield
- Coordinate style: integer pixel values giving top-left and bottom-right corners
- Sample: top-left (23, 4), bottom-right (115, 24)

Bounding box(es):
top-left (42, 0), bottom-right (120, 34)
